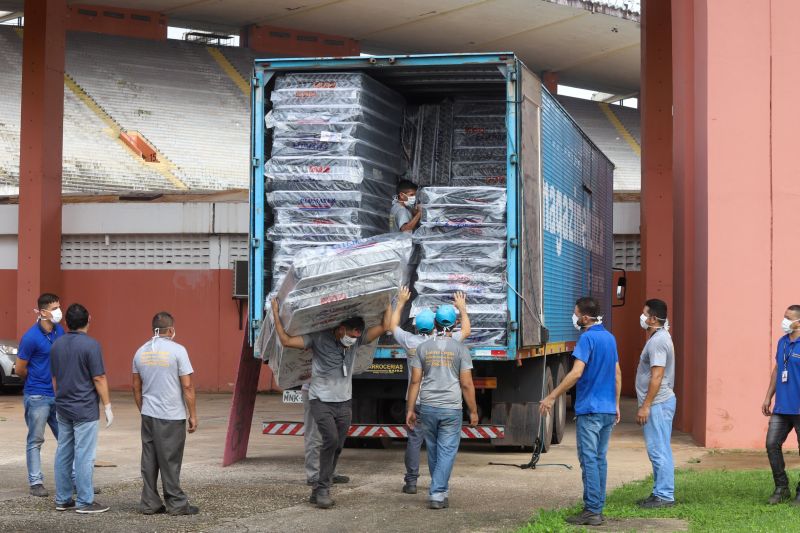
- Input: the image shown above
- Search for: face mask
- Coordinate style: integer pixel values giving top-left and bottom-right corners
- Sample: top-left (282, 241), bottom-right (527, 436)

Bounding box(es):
top-left (340, 334), bottom-right (357, 347)
top-left (639, 313), bottom-right (649, 330)
top-left (572, 313), bottom-right (581, 330)
top-left (404, 195), bottom-right (417, 208)
top-left (782, 318), bottom-right (799, 335)
top-left (49, 308), bottom-right (63, 324)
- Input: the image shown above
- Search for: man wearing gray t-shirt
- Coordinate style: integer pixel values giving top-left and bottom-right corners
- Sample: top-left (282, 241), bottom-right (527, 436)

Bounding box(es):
top-left (271, 298), bottom-right (390, 509)
top-left (406, 307), bottom-right (478, 510)
top-left (634, 299), bottom-right (676, 509)
top-left (132, 312), bottom-right (198, 516)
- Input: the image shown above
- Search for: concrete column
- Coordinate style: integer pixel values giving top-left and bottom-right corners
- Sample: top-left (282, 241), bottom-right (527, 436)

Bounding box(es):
top-left (16, 0), bottom-right (66, 336)
top-left (640, 0), bottom-right (673, 306)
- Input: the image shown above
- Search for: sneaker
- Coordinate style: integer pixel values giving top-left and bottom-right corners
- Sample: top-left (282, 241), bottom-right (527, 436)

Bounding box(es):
top-left (75, 501), bottom-right (110, 514)
top-left (315, 490), bottom-right (334, 509)
top-left (402, 483), bottom-right (418, 495)
top-left (29, 484), bottom-right (49, 497)
top-left (55, 500), bottom-right (76, 511)
top-left (769, 487), bottom-right (791, 505)
top-left (636, 494), bottom-right (657, 505)
top-left (428, 498), bottom-right (449, 510)
top-left (169, 505), bottom-right (199, 516)
top-left (638, 496), bottom-right (676, 509)
top-left (142, 505), bottom-right (166, 515)
top-left (332, 474), bottom-right (350, 484)
top-left (565, 509), bottom-right (605, 526)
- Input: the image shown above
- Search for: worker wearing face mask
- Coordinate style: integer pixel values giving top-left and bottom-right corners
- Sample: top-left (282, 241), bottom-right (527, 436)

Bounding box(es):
top-left (539, 297), bottom-right (621, 527)
top-left (389, 180), bottom-right (421, 234)
top-left (15, 293), bottom-right (64, 497)
top-left (271, 298), bottom-right (391, 509)
top-left (634, 299), bottom-right (676, 509)
top-left (389, 287), bottom-right (470, 495)
top-left (762, 304), bottom-right (800, 505)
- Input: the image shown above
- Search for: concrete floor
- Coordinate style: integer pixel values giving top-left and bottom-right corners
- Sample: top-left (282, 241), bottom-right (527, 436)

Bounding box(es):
top-left (0, 391), bottom-right (705, 533)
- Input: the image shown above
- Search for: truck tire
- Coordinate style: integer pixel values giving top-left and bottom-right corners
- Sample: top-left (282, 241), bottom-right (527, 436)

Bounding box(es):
top-left (551, 361), bottom-right (567, 444)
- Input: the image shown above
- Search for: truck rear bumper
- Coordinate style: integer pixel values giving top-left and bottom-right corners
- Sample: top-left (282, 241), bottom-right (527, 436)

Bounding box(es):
top-left (263, 421), bottom-right (504, 440)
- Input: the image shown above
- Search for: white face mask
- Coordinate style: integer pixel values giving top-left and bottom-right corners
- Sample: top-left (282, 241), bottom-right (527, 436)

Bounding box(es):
top-left (340, 334), bottom-right (357, 347)
top-left (640, 313), bottom-right (649, 330)
top-left (572, 313), bottom-right (581, 330)
top-left (49, 308), bottom-right (63, 324)
top-left (782, 318), bottom-right (799, 335)
top-left (404, 194), bottom-right (417, 208)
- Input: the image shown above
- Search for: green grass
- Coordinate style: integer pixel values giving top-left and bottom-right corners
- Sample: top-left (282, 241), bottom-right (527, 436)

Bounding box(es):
top-left (516, 469), bottom-right (800, 533)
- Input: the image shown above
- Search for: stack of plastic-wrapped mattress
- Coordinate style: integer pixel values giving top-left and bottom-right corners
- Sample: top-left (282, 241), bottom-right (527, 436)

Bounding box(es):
top-left (413, 187), bottom-right (508, 346)
top-left (261, 233), bottom-right (413, 389)
top-left (265, 72), bottom-right (405, 290)
top-left (450, 96), bottom-right (507, 187)
top-left (401, 102), bottom-right (454, 186)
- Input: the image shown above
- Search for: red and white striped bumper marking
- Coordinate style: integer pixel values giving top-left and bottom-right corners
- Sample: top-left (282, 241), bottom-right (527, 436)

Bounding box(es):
top-left (263, 422), bottom-right (504, 439)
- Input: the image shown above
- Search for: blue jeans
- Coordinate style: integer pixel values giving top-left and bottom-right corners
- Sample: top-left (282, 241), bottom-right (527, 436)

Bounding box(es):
top-left (23, 394), bottom-right (58, 486)
top-left (420, 404), bottom-right (462, 502)
top-left (576, 413), bottom-right (615, 514)
top-left (54, 416), bottom-right (98, 507)
top-left (404, 406), bottom-right (423, 484)
top-left (642, 395), bottom-right (676, 501)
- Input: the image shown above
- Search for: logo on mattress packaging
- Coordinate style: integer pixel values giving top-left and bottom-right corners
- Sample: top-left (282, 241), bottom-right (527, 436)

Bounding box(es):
top-left (313, 81), bottom-right (337, 88)
top-left (320, 293), bottom-right (347, 305)
top-left (292, 141), bottom-right (330, 151)
top-left (298, 198), bottom-right (336, 209)
top-left (308, 165), bottom-right (331, 173)
top-left (464, 127), bottom-right (487, 135)
top-left (294, 90), bottom-right (318, 97)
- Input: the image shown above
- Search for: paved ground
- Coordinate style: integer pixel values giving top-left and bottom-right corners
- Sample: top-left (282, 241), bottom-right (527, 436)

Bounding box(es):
top-left (0, 391), bottom-right (705, 533)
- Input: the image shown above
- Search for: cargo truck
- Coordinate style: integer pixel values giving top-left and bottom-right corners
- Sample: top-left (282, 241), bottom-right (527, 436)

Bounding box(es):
top-left (248, 53), bottom-right (614, 450)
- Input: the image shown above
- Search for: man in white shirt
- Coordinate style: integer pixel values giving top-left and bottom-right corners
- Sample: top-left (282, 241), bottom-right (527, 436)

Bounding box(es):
top-left (132, 312), bottom-right (198, 516)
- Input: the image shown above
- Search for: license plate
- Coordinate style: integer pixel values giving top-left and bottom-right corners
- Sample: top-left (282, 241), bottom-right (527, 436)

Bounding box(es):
top-left (282, 390), bottom-right (304, 404)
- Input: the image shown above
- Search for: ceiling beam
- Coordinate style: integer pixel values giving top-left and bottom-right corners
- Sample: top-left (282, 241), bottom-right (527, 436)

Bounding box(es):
top-left (355, 0), bottom-right (498, 39)
top-left (473, 10), bottom-right (588, 47)
top-left (0, 10), bottom-right (22, 23)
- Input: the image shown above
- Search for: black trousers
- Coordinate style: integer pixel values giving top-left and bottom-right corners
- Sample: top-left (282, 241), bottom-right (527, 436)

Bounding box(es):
top-left (140, 414), bottom-right (189, 512)
top-left (766, 414), bottom-right (800, 489)
top-left (309, 399), bottom-right (352, 491)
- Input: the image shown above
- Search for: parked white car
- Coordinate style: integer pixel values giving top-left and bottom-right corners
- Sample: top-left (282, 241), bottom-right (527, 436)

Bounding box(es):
top-left (0, 340), bottom-right (22, 392)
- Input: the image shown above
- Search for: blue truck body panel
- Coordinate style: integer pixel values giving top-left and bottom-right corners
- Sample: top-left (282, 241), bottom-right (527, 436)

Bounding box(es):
top-left (248, 53), bottom-right (613, 360)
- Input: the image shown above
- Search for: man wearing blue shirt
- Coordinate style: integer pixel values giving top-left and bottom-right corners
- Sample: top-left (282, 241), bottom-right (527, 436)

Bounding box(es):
top-left (762, 304), bottom-right (800, 505)
top-left (16, 293), bottom-right (64, 497)
top-left (540, 297), bottom-right (621, 526)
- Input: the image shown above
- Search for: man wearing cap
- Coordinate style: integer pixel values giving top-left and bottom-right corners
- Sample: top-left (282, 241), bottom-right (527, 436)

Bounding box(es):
top-left (389, 287), bottom-right (470, 495)
top-left (406, 302), bottom-right (477, 509)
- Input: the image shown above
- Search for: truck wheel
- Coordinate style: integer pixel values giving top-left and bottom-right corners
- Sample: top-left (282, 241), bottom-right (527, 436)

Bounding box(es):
top-left (539, 372), bottom-right (554, 453)
top-left (551, 361), bottom-right (567, 444)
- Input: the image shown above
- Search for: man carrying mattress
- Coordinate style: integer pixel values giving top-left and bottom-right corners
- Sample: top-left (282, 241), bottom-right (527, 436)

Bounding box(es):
top-left (271, 298), bottom-right (390, 509)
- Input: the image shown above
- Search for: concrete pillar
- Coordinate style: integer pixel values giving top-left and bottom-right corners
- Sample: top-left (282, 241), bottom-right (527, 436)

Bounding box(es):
top-left (16, 0), bottom-right (66, 336)
top-left (640, 0), bottom-right (673, 306)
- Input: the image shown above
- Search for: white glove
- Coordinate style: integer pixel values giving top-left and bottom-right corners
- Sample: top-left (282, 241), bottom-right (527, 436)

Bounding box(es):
top-left (104, 403), bottom-right (114, 428)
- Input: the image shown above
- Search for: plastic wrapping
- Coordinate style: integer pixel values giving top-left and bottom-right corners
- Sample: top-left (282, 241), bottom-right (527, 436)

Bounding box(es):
top-left (420, 207), bottom-right (506, 226)
top-left (416, 259), bottom-right (506, 277)
top-left (414, 292), bottom-right (507, 307)
top-left (419, 240), bottom-right (506, 260)
top-left (267, 223), bottom-right (384, 242)
top-left (272, 122), bottom-right (400, 157)
top-left (412, 225), bottom-right (507, 241)
top-left (274, 73), bottom-right (405, 109)
top-left (265, 158), bottom-right (395, 185)
top-left (269, 107), bottom-right (402, 137)
top-left (405, 101), bottom-right (453, 186)
top-left (271, 138), bottom-right (403, 173)
top-left (411, 303), bottom-right (507, 328)
top-left (453, 99), bottom-right (505, 117)
top-left (419, 186), bottom-right (506, 207)
top-left (267, 190), bottom-right (392, 212)
top-left (415, 279), bottom-right (506, 296)
top-left (273, 207), bottom-right (388, 230)
top-left (463, 329), bottom-right (507, 347)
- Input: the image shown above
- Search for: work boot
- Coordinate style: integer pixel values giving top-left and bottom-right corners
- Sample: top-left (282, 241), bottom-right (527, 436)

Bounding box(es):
top-left (636, 494), bottom-right (657, 505)
top-left (402, 483), bottom-right (417, 494)
top-left (768, 487), bottom-right (791, 505)
top-left (565, 509), bottom-right (605, 526)
top-left (315, 489), bottom-right (334, 509)
top-left (168, 505), bottom-right (199, 516)
top-left (332, 474), bottom-right (350, 484)
top-left (428, 498), bottom-right (449, 510)
top-left (638, 496), bottom-right (675, 509)
top-left (29, 484), bottom-right (48, 497)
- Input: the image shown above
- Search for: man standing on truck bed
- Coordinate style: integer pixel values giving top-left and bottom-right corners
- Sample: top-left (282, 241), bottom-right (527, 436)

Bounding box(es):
top-left (406, 305), bottom-right (478, 510)
top-left (389, 287), bottom-right (470, 495)
top-left (540, 297), bottom-right (621, 527)
top-left (271, 298), bottom-right (390, 509)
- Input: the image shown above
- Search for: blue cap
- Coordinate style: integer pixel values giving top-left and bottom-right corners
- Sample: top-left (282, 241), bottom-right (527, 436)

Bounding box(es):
top-left (415, 308), bottom-right (435, 333)
top-left (435, 305), bottom-right (457, 328)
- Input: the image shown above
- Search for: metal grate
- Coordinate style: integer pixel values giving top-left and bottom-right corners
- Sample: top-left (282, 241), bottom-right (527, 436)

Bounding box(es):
top-left (61, 234), bottom-right (211, 269)
top-left (613, 234), bottom-right (641, 271)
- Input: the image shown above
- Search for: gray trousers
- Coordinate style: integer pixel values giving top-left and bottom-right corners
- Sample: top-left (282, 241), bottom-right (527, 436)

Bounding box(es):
top-left (140, 415), bottom-right (189, 512)
top-left (404, 405), bottom-right (424, 484)
top-left (303, 389), bottom-right (322, 484)
top-left (309, 399), bottom-right (351, 491)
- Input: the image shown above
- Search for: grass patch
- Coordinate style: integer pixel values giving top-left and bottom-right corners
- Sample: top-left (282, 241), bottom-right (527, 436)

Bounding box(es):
top-left (517, 469), bottom-right (800, 533)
